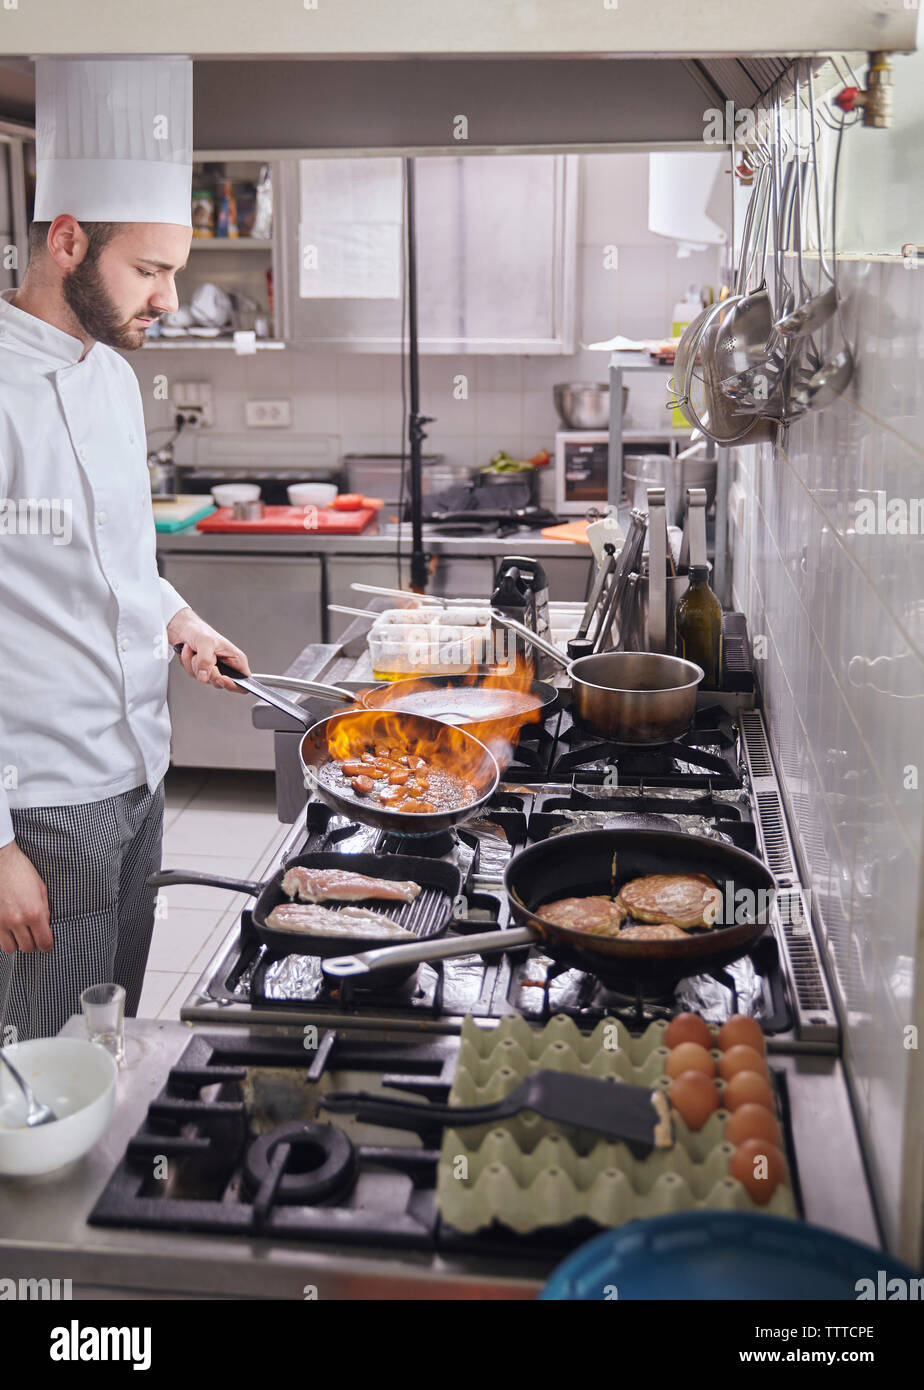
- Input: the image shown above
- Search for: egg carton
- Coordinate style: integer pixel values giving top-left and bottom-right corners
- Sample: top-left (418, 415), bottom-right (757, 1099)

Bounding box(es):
top-left (456, 1013), bottom-right (672, 1084)
top-left (438, 1127), bottom-right (798, 1234)
top-left (437, 1014), bottom-right (797, 1235)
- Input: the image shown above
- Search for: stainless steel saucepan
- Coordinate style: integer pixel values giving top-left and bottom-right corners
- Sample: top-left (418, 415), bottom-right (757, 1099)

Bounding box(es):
top-left (492, 615), bottom-right (703, 745)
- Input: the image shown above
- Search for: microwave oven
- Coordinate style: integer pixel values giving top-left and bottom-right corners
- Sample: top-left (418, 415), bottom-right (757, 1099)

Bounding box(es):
top-left (554, 430), bottom-right (610, 516)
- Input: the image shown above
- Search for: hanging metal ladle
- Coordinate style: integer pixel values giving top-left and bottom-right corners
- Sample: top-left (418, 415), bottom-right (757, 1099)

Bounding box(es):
top-left (775, 65), bottom-right (839, 340)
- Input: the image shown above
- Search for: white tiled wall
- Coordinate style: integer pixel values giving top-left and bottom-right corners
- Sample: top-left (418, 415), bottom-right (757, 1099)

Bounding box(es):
top-left (731, 258), bottom-right (924, 1265)
top-left (132, 154), bottom-right (724, 508)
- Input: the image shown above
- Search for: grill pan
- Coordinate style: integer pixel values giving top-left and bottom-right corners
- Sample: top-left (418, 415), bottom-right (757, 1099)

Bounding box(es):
top-left (322, 829), bottom-right (775, 989)
top-left (149, 852), bottom-right (463, 969)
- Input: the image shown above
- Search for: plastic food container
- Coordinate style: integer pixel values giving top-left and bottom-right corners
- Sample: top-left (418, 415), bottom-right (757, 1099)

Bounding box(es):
top-left (368, 616), bottom-right (497, 679)
top-left (343, 453), bottom-right (446, 506)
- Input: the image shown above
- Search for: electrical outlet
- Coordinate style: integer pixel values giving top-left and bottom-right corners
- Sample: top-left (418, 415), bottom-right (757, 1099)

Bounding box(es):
top-left (245, 398), bottom-right (292, 428)
top-left (172, 381), bottom-right (214, 427)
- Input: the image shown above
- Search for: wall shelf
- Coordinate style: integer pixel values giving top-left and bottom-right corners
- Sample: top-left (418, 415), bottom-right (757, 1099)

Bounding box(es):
top-left (189, 238), bottom-right (273, 250)
top-left (142, 338), bottom-right (286, 350)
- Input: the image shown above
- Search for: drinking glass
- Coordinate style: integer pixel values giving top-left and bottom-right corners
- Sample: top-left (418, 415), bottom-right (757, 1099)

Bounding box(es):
top-left (81, 983), bottom-right (125, 1064)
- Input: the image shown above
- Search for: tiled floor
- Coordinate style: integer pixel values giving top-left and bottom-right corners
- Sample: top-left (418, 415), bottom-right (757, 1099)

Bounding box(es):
top-left (137, 768), bottom-right (288, 1022)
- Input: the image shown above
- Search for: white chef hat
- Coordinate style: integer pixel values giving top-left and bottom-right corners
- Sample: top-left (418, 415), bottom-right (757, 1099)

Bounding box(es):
top-left (33, 57), bottom-right (193, 227)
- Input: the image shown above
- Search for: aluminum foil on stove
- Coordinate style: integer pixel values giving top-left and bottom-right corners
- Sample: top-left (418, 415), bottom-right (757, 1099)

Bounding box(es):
top-left (546, 811), bottom-right (736, 844)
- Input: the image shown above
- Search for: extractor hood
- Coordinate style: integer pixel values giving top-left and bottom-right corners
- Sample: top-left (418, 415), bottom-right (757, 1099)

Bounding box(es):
top-left (0, 1), bottom-right (917, 153)
top-left (1, 49), bottom-right (918, 156)
top-left (0, 0), bottom-right (917, 59)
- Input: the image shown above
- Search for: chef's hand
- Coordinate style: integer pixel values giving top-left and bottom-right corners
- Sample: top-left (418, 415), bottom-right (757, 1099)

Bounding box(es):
top-left (166, 607), bottom-right (252, 693)
top-left (0, 840), bottom-right (53, 954)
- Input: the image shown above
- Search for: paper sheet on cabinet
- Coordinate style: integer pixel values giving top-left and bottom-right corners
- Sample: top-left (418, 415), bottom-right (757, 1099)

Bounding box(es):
top-left (298, 157), bottom-right (402, 299)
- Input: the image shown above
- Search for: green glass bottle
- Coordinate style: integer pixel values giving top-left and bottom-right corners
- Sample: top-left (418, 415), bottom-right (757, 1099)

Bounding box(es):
top-left (675, 564), bottom-right (723, 687)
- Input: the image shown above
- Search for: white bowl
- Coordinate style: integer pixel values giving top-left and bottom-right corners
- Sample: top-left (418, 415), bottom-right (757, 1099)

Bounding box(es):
top-left (0, 1038), bottom-right (118, 1177)
top-left (211, 483), bottom-right (261, 507)
top-left (287, 483), bottom-right (338, 507)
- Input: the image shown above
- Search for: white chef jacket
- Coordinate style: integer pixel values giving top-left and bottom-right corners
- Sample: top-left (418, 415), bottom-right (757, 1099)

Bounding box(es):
top-left (0, 290), bottom-right (187, 847)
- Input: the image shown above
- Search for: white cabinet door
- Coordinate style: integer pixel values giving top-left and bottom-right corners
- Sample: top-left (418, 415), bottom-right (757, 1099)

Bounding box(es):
top-left (277, 153), bottom-right (578, 354)
top-left (161, 553), bottom-right (323, 770)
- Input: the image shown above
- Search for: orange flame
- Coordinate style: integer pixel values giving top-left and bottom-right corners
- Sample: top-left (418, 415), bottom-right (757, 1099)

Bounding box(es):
top-left (349, 650), bottom-right (544, 772)
top-left (322, 708), bottom-right (499, 787)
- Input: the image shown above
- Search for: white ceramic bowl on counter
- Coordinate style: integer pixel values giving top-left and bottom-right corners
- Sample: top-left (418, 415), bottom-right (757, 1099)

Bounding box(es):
top-left (0, 1038), bottom-right (118, 1177)
top-left (287, 483), bottom-right (338, 507)
top-left (211, 483), bottom-right (261, 507)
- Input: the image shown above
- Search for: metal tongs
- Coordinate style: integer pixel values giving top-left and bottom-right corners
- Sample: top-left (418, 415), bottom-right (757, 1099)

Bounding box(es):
top-left (589, 508), bottom-right (648, 654)
top-left (566, 542), bottom-right (617, 658)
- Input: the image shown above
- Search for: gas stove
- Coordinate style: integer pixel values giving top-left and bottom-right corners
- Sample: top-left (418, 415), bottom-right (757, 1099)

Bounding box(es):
top-left (86, 1024), bottom-right (805, 1259)
top-left (65, 709), bottom-right (871, 1294)
top-left (182, 709), bottom-right (837, 1048)
top-left (502, 703), bottom-right (745, 789)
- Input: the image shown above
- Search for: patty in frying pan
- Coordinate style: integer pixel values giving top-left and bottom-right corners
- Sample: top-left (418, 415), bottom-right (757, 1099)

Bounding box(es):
top-left (616, 873), bottom-right (721, 930)
top-left (537, 895), bottom-right (627, 936)
top-left (618, 923), bottom-right (687, 941)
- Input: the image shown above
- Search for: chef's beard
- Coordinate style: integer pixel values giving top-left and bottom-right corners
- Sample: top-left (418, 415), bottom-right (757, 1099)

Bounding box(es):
top-left (63, 250), bottom-right (158, 350)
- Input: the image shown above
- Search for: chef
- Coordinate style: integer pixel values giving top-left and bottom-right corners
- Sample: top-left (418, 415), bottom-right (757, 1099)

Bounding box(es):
top-left (0, 58), bottom-right (251, 1042)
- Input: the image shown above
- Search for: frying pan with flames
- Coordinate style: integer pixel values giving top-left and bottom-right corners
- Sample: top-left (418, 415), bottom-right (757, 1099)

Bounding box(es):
top-left (212, 661), bottom-right (500, 836)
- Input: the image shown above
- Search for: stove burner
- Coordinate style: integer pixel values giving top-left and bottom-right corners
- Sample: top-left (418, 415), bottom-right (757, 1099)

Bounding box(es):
top-left (243, 1122), bottom-right (358, 1205)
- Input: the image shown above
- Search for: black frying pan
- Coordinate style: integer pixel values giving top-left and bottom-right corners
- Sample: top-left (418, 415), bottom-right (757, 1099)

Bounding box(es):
top-left (149, 853), bottom-right (462, 966)
top-left (322, 829), bottom-right (776, 989)
top-left (208, 660), bottom-right (500, 836)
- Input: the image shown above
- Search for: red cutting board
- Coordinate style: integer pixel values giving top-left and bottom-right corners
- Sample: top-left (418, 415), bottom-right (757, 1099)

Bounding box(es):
top-left (197, 505), bottom-right (376, 534)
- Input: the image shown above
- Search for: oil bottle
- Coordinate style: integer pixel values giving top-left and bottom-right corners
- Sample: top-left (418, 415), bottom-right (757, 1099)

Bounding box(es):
top-left (675, 564), bottom-right (723, 687)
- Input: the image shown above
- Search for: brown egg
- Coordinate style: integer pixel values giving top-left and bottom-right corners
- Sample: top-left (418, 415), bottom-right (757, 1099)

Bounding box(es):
top-left (729, 1137), bottom-right (788, 1205)
top-left (664, 1012), bottom-right (714, 1050)
top-left (725, 1103), bottom-right (783, 1148)
top-left (665, 1042), bottom-right (715, 1080)
top-left (667, 1070), bottom-right (720, 1131)
top-left (723, 1069), bottom-right (775, 1112)
top-left (717, 1014), bottom-right (766, 1054)
top-left (718, 1044), bottom-right (769, 1082)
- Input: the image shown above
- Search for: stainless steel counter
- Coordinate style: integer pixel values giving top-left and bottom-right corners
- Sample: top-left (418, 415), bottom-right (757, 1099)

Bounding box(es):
top-left (156, 520), bottom-right (587, 560)
top-left (0, 1008), bottom-right (881, 1299)
top-left (0, 1011), bottom-right (881, 1299)
top-left (0, 1018), bottom-right (545, 1300)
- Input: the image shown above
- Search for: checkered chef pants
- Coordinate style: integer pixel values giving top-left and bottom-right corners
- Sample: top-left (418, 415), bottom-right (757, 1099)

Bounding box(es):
top-left (0, 782), bottom-right (164, 1043)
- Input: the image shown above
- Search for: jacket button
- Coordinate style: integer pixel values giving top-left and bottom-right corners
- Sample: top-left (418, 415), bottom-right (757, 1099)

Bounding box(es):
top-left (120, 638), bottom-right (130, 652)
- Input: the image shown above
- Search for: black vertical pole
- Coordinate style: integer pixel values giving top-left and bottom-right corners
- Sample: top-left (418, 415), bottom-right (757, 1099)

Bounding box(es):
top-left (406, 156), bottom-right (430, 594)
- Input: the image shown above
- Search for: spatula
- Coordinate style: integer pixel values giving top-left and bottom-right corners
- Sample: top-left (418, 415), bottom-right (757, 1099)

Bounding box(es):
top-left (320, 1070), bottom-right (674, 1154)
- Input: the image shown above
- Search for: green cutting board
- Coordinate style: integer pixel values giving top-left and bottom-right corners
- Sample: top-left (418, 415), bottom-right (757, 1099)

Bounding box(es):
top-left (153, 495), bottom-right (217, 532)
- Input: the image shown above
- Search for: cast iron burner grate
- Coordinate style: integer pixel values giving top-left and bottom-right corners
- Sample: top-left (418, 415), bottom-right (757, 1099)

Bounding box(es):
top-left (545, 704), bottom-right (743, 789)
top-left (503, 922), bottom-right (790, 1032)
top-left (89, 1026), bottom-right (801, 1254)
top-left (88, 1031), bottom-right (452, 1245)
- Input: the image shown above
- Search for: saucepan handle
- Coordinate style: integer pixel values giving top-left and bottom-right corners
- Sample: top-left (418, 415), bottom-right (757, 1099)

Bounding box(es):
top-left (489, 612), bottom-right (568, 667)
top-left (322, 925), bottom-right (536, 978)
